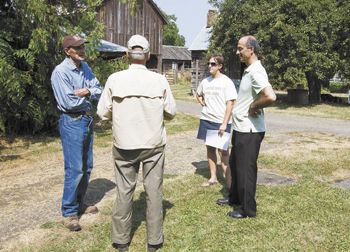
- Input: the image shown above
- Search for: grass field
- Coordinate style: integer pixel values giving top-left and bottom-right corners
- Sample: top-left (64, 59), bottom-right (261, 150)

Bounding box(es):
top-left (170, 82), bottom-right (196, 103)
top-left (15, 115), bottom-right (349, 252)
top-left (23, 140), bottom-right (350, 251)
top-left (26, 173), bottom-right (349, 251)
top-left (267, 91), bottom-right (350, 121)
top-left (1, 83), bottom-right (349, 251)
top-left (0, 113), bottom-right (199, 166)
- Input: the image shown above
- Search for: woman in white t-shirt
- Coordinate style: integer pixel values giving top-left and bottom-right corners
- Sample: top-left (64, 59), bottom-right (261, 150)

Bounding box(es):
top-left (196, 55), bottom-right (237, 188)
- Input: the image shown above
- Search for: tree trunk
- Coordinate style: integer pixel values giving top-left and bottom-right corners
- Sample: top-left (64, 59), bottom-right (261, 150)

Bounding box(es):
top-left (306, 71), bottom-right (322, 104)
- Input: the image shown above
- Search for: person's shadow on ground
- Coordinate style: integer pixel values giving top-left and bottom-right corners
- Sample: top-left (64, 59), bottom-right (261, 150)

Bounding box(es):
top-left (84, 178), bottom-right (116, 206)
top-left (192, 161), bottom-right (228, 197)
top-left (130, 191), bottom-right (174, 241)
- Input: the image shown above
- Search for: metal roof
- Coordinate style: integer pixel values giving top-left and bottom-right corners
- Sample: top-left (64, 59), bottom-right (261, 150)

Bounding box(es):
top-left (97, 39), bottom-right (127, 53)
top-left (188, 26), bottom-right (212, 51)
top-left (162, 45), bottom-right (191, 61)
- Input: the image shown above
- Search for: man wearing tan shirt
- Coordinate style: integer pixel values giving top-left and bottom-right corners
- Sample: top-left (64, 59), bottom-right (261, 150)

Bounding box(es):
top-left (97, 34), bottom-right (176, 252)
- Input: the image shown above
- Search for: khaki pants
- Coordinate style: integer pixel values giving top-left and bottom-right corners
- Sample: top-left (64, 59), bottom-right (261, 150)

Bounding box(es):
top-left (111, 145), bottom-right (165, 245)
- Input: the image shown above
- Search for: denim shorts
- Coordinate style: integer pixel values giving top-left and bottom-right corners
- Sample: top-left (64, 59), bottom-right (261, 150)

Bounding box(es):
top-left (197, 119), bottom-right (231, 140)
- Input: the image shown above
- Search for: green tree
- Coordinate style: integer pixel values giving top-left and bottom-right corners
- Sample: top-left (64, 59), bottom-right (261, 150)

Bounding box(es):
top-left (163, 14), bottom-right (185, 46)
top-left (0, 0), bottom-right (104, 135)
top-left (336, 0), bottom-right (350, 81)
top-left (210, 0), bottom-right (342, 103)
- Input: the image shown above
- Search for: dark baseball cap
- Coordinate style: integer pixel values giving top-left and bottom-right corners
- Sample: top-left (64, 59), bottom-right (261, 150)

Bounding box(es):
top-left (62, 35), bottom-right (87, 49)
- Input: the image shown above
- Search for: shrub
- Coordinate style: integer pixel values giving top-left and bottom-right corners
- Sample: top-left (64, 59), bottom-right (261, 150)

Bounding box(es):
top-left (329, 81), bottom-right (349, 93)
top-left (0, 0), bottom-right (105, 136)
top-left (90, 56), bottom-right (128, 87)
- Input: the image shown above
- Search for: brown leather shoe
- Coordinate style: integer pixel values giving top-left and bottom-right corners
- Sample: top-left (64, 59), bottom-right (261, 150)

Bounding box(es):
top-left (79, 205), bottom-right (98, 215)
top-left (63, 215), bottom-right (81, 231)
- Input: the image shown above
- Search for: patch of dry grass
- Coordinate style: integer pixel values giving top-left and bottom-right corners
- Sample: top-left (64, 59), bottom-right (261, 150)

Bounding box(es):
top-left (266, 102), bottom-right (350, 121)
top-left (260, 131), bottom-right (350, 182)
top-left (0, 113), bottom-right (199, 171)
top-left (170, 82), bottom-right (197, 102)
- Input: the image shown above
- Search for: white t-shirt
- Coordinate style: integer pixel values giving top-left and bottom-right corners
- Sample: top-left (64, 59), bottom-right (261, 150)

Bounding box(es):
top-left (196, 74), bottom-right (237, 123)
top-left (232, 60), bottom-right (271, 132)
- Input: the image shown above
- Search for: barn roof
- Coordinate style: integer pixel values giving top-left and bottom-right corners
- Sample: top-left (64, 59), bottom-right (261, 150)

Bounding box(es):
top-left (149, 0), bottom-right (168, 25)
top-left (162, 45), bottom-right (191, 61)
top-left (188, 26), bottom-right (212, 51)
top-left (98, 39), bottom-right (127, 53)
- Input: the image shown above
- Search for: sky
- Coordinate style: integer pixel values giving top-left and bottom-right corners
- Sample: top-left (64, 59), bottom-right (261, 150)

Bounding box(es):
top-left (153, 0), bottom-right (215, 47)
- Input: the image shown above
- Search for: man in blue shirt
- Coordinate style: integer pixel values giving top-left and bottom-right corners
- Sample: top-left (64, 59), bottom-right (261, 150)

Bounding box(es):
top-left (51, 35), bottom-right (102, 231)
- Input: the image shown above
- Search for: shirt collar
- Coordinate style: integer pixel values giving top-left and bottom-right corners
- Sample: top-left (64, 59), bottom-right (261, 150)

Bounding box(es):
top-left (64, 57), bottom-right (82, 71)
top-left (129, 64), bottom-right (147, 70)
top-left (244, 60), bottom-right (261, 73)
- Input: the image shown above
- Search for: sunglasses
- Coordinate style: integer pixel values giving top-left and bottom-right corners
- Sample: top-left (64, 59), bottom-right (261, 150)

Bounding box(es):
top-left (208, 62), bottom-right (217, 67)
top-left (70, 45), bottom-right (85, 50)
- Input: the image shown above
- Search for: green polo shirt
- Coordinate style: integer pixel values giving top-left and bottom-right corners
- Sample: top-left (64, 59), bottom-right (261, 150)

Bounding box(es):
top-left (232, 60), bottom-right (271, 133)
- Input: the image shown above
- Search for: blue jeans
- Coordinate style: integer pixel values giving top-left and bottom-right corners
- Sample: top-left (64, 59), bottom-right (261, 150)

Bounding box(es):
top-left (59, 113), bottom-right (94, 217)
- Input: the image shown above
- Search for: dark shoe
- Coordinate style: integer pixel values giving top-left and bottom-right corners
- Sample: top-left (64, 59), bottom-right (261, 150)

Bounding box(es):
top-left (216, 198), bottom-right (232, 206)
top-left (227, 210), bottom-right (248, 219)
top-left (112, 243), bottom-right (129, 252)
top-left (63, 215), bottom-right (81, 231)
top-left (78, 204), bottom-right (98, 215)
top-left (147, 243), bottom-right (163, 252)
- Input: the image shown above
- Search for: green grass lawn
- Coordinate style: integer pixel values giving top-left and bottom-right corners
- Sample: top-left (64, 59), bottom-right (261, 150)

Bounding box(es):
top-left (267, 102), bottom-right (350, 121)
top-left (21, 133), bottom-right (350, 251)
top-left (2, 87), bottom-right (350, 251)
top-left (25, 169), bottom-right (349, 251)
top-left (170, 82), bottom-right (196, 103)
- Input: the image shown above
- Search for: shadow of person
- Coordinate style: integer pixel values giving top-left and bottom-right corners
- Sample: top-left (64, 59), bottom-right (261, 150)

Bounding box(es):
top-left (84, 178), bottom-right (116, 206)
top-left (192, 160), bottom-right (209, 178)
top-left (130, 191), bottom-right (174, 241)
top-left (192, 161), bottom-right (226, 185)
top-left (192, 161), bottom-right (228, 198)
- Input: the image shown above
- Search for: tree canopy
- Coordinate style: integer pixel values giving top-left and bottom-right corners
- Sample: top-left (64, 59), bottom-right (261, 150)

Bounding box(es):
top-left (0, 0), bottom-right (105, 135)
top-left (336, 0), bottom-right (350, 81)
top-left (162, 14), bottom-right (186, 46)
top-left (0, 0), bottom-right (182, 136)
top-left (209, 0), bottom-right (349, 103)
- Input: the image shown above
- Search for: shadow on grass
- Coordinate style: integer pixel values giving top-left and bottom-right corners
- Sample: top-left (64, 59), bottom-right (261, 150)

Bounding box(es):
top-left (271, 101), bottom-right (317, 110)
top-left (85, 178), bottom-right (116, 206)
top-left (272, 92), bottom-right (349, 110)
top-left (0, 132), bottom-right (59, 160)
top-left (0, 154), bottom-right (22, 162)
top-left (130, 191), bottom-right (174, 241)
top-left (192, 161), bottom-right (228, 197)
